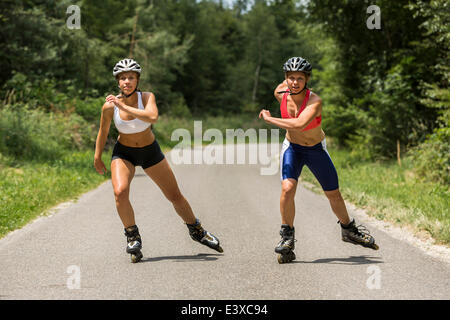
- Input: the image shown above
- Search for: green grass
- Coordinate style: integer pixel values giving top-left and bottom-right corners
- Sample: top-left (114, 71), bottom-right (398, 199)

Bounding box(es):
top-left (300, 139), bottom-right (450, 245)
top-left (0, 151), bottom-right (111, 238)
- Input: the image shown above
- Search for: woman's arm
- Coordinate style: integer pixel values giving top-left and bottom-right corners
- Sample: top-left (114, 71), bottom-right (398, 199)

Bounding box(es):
top-left (274, 80), bottom-right (288, 103)
top-left (141, 92), bottom-right (158, 123)
top-left (259, 99), bottom-right (322, 131)
top-left (94, 102), bottom-right (114, 174)
top-left (105, 92), bottom-right (158, 124)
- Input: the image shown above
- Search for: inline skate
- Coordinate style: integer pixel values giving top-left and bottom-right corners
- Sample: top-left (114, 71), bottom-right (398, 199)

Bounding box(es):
top-left (339, 219), bottom-right (379, 250)
top-left (124, 225), bottom-right (143, 263)
top-left (186, 219), bottom-right (223, 253)
top-left (275, 224), bottom-right (296, 264)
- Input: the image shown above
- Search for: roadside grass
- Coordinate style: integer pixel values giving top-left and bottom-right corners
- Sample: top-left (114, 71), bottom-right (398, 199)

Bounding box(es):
top-left (300, 139), bottom-right (450, 245)
top-left (0, 150), bottom-right (111, 238)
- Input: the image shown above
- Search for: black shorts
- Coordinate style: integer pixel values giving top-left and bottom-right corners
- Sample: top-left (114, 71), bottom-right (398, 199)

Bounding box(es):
top-left (111, 140), bottom-right (165, 169)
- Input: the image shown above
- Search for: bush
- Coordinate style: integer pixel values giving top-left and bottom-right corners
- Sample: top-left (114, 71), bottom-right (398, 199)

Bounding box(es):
top-left (2, 72), bottom-right (75, 113)
top-left (167, 96), bottom-right (192, 119)
top-left (344, 56), bottom-right (437, 160)
top-left (321, 103), bottom-right (360, 147)
top-left (0, 104), bottom-right (96, 163)
top-left (410, 126), bottom-right (450, 185)
top-left (74, 97), bottom-right (105, 123)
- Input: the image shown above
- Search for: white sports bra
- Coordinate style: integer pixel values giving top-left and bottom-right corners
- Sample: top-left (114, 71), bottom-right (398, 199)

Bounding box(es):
top-left (113, 91), bottom-right (151, 134)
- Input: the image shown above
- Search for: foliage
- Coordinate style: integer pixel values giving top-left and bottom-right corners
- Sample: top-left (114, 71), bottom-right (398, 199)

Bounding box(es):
top-left (0, 0), bottom-right (448, 185)
top-left (411, 127), bottom-right (450, 185)
top-left (0, 104), bottom-right (96, 163)
top-left (407, 0), bottom-right (450, 185)
top-left (307, 0), bottom-right (448, 174)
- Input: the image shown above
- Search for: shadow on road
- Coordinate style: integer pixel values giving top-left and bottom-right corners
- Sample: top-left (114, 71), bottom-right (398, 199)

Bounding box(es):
top-left (295, 255), bottom-right (383, 265)
top-left (141, 253), bottom-right (223, 263)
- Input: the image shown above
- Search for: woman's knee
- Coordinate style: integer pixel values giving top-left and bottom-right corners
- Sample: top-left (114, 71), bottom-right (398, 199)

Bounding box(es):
top-left (324, 189), bottom-right (343, 202)
top-left (114, 185), bottom-right (130, 201)
top-left (281, 180), bottom-right (297, 199)
top-left (165, 189), bottom-right (184, 204)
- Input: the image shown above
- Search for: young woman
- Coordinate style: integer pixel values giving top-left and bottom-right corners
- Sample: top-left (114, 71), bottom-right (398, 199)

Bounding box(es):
top-left (259, 57), bottom-right (378, 264)
top-left (94, 59), bottom-right (223, 263)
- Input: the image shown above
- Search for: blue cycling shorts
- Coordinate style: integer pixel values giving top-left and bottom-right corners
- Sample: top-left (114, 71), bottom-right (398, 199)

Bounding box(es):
top-left (280, 138), bottom-right (339, 191)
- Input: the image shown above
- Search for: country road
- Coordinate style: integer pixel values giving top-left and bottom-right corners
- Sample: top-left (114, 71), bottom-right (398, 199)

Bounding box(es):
top-left (1, 146), bottom-right (449, 300)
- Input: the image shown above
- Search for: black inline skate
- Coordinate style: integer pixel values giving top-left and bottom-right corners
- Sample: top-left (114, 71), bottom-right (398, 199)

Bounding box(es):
top-left (186, 219), bottom-right (223, 253)
top-left (275, 224), bottom-right (296, 264)
top-left (339, 219), bottom-right (379, 250)
top-left (124, 225), bottom-right (143, 263)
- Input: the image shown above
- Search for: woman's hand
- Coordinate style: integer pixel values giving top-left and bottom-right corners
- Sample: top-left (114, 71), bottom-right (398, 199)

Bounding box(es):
top-left (105, 95), bottom-right (125, 109)
top-left (94, 157), bottom-right (107, 175)
top-left (259, 109), bottom-right (272, 122)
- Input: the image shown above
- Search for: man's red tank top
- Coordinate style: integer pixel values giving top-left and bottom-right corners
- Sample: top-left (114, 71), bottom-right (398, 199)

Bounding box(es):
top-left (280, 89), bottom-right (321, 131)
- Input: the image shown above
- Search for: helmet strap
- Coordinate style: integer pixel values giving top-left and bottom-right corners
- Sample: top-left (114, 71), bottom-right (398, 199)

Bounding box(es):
top-left (118, 79), bottom-right (140, 98)
top-left (289, 85), bottom-right (308, 96)
top-left (277, 84), bottom-right (308, 96)
top-left (120, 87), bottom-right (137, 98)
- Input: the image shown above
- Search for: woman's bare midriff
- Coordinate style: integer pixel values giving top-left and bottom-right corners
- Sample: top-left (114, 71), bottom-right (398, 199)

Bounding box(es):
top-left (118, 127), bottom-right (155, 147)
top-left (286, 126), bottom-right (325, 146)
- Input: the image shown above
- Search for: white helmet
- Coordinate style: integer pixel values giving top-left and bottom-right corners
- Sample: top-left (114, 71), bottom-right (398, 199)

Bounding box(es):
top-left (283, 57), bottom-right (312, 74)
top-left (113, 58), bottom-right (142, 77)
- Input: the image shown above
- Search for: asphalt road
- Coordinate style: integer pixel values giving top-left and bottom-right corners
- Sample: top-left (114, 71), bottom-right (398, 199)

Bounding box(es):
top-left (1, 146), bottom-right (449, 300)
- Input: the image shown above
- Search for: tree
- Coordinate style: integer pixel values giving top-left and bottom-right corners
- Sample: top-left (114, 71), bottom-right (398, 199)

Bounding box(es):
top-left (307, 0), bottom-right (443, 159)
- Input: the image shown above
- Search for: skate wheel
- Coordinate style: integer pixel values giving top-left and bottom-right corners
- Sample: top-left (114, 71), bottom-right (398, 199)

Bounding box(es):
top-left (131, 251), bottom-right (143, 263)
top-left (277, 252), bottom-right (295, 264)
top-left (277, 254), bottom-right (284, 264)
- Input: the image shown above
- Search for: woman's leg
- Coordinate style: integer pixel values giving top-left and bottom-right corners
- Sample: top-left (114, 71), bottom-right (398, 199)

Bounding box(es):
top-left (305, 141), bottom-right (351, 225)
top-left (143, 158), bottom-right (197, 224)
top-left (324, 189), bottom-right (351, 225)
top-left (111, 158), bottom-right (136, 228)
top-left (280, 178), bottom-right (298, 227)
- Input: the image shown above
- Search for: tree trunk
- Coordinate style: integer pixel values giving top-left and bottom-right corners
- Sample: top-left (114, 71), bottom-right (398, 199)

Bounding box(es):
top-left (129, 12), bottom-right (139, 58)
top-left (252, 37), bottom-right (262, 103)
